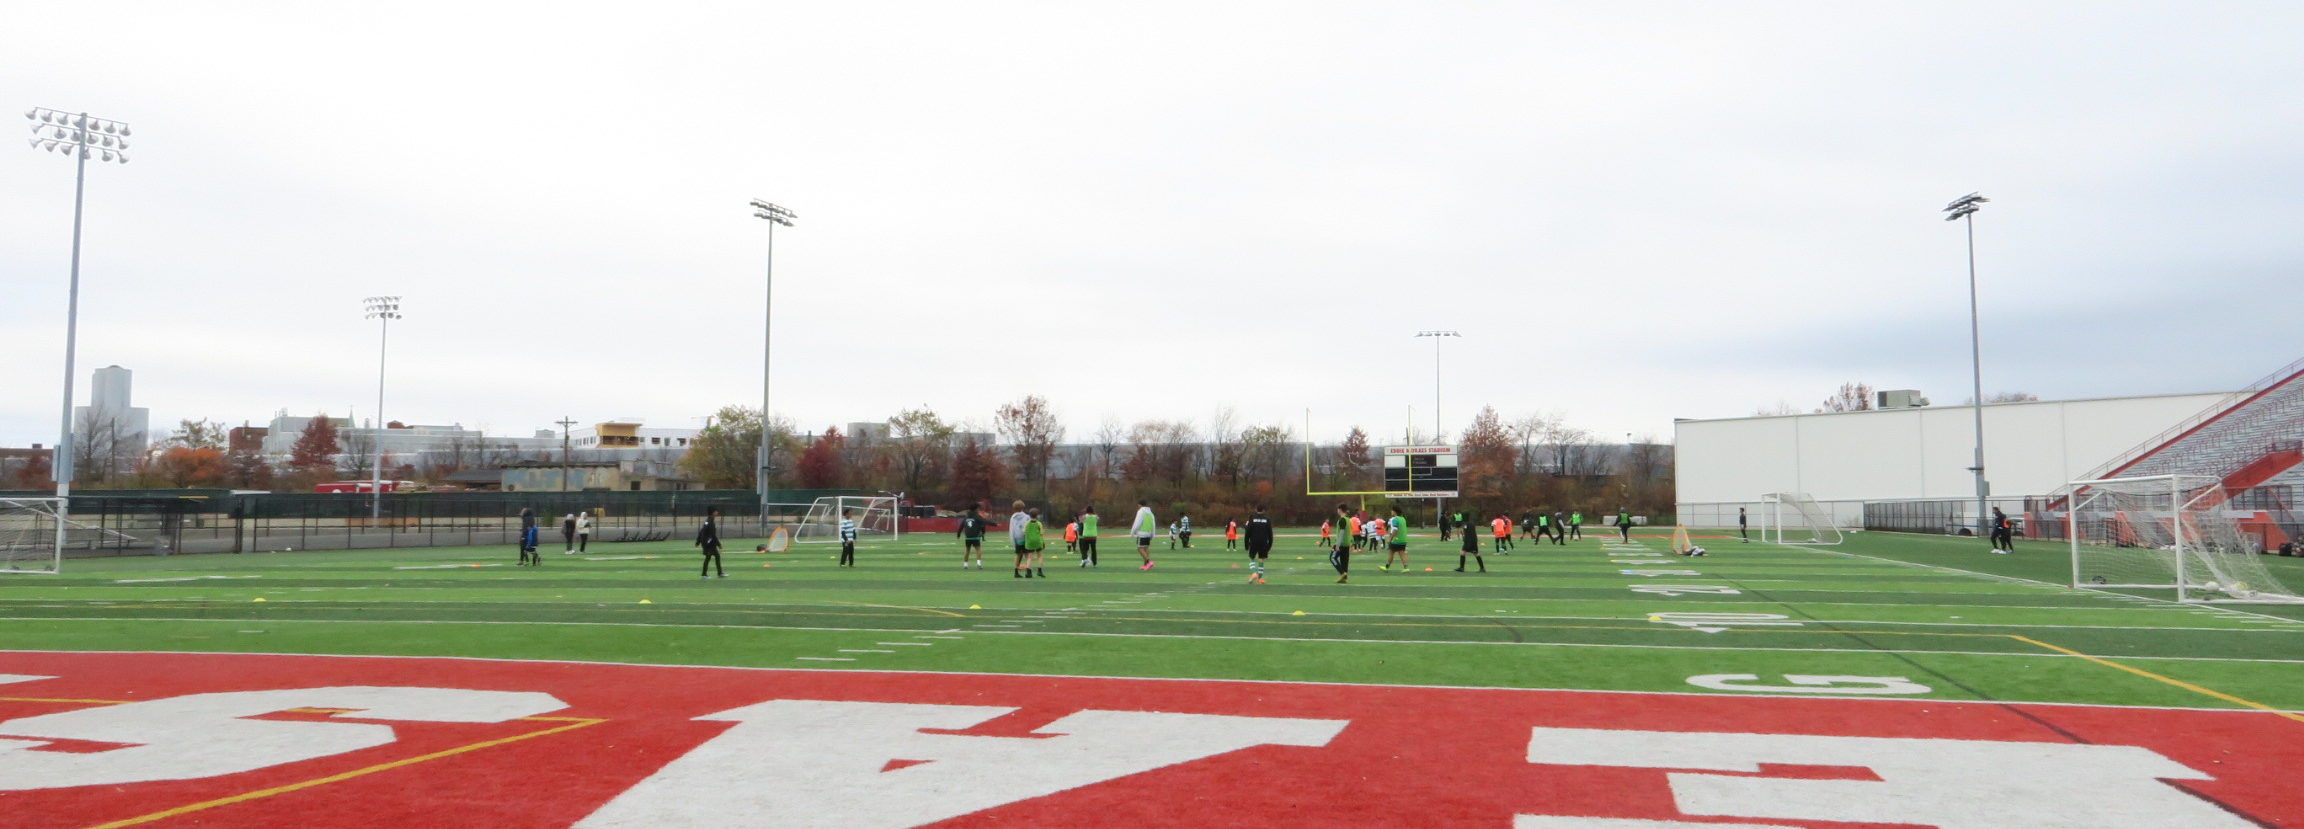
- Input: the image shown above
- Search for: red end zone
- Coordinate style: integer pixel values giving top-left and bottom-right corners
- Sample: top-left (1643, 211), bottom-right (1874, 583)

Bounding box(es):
top-left (1, 650), bottom-right (2297, 828)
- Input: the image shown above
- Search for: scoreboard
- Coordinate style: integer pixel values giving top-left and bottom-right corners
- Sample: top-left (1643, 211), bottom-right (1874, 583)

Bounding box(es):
top-left (1382, 446), bottom-right (1458, 498)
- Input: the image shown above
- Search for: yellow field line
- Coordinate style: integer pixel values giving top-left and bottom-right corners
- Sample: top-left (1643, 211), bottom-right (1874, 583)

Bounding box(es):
top-left (2006, 635), bottom-right (2304, 725)
top-left (80, 715), bottom-right (607, 829)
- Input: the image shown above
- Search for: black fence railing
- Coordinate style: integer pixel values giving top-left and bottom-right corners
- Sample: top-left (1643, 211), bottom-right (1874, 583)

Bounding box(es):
top-left (3, 489), bottom-right (862, 556)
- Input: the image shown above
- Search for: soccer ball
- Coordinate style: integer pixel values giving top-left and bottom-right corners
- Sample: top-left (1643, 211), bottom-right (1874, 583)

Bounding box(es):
top-left (2199, 581), bottom-right (2221, 593)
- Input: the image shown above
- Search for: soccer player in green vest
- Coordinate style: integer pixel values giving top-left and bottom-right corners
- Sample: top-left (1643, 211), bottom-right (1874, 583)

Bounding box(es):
top-left (1380, 507), bottom-right (1409, 572)
top-left (1569, 510), bottom-right (1584, 540)
top-left (1077, 505), bottom-right (1100, 567)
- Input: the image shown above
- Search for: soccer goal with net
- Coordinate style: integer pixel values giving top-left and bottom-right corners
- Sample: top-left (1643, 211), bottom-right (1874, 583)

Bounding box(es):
top-left (2, 498), bottom-right (66, 574)
top-left (1761, 492), bottom-right (1843, 545)
top-left (2064, 475), bottom-right (2302, 604)
top-left (792, 496), bottom-right (900, 543)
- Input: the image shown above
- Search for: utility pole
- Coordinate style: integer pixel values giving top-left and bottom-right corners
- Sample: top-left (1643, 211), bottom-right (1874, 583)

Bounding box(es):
top-left (557, 416), bottom-right (578, 492)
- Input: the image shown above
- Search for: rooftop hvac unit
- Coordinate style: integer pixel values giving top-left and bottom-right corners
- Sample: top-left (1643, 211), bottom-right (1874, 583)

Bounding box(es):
top-left (1876, 389), bottom-right (1929, 409)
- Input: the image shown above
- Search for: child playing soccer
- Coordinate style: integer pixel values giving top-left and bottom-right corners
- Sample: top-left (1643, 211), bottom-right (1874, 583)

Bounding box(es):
top-left (1330, 503), bottom-right (1354, 584)
top-left (1381, 507), bottom-right (1409, 572)
top-left (1064, 520), bottom-right (1079, 555)
top-left (1077, 505), bottom-right (1100, 567)
top-left (1224, 518), bottom-right (1239, 550)
top-left (1244, 506), bottom-right (1274, 584)
top-left (957, 506), bottom-right (987, 569)
top-left (1318, 519), bottom-right (1332, 548)
top-left (1020, 508), bottom-right (1048, 578)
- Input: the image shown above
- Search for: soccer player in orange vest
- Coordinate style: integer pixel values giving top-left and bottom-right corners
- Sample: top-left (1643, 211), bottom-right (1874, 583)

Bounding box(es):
top-left (1491, 514), bottom-right (1512, 554)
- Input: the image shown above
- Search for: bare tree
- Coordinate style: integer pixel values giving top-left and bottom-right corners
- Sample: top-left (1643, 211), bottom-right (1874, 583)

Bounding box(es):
top-left (1978, 391), bottom-right (2040, 404)
top-left (994, 395), bottom-right (1066, 497)
top-left (1817, 382), bottom-right (1875, 413)
top-left (164, 418), bottom-right (228, 451)
top-left (1240, 422), bottom-right (1296, 485)
top-left (339, 429), bottom-right (377, 479)
top-left (1752, 401), bottom-right (1801, 416)
top-left (1513, 412), bottom-right (1562, 476)
top-left (1092, 417), bottom-right (1125, 481)
top-left (1207, 407), bottom-right (1245, 489)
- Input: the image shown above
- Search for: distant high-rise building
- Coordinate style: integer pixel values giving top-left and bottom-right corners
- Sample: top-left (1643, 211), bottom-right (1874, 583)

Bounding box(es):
top-left (72, 365), bottom-right (149, 477)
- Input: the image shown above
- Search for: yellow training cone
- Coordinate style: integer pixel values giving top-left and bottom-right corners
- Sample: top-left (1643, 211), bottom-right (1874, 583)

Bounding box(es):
top-left (639, 599), bottom-right (653, 604)
top-left (1291, 610), bottom-right (1305, 616)
top-left (251, 597), bottom-right (266, 602)
top-left (968, 604), bottom-right (982, 610)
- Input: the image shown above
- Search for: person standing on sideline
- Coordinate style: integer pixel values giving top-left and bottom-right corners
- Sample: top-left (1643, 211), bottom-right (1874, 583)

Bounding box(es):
top-left (1243, 506), bottom-right (1275, 584)
top-left (1330, 503), bottom-right (1354, 583)
top-left (1551, 510), bottom-right (1569, 545)
top-left (1990, 507), bottom-right (2015, 554)
top-left (1615, 508), bottom-right (1633, 542)
top-left (575, 510), bottom-right (592, 552)
top-left (696, 507), bottom-right (725, 578)
top-left (837, 508), bottom-right (858, 567)
top-left (1022, 508), bottom-right (1048, 578)
top-left (560, 513), bottom-right (577, 554)
top-left (957, 505), bottom-right (988, 569)
top-left (1568, 510), bottom-right (1583, 540)
top-left (1132, 500), bottom-right (1158, 570)
top-left (1224, 518), bottom-right (1240, 550)
top-left (1063, 519), bottom-right (1079, 556)
top-left (1738, 507), bottom-right (1750, 543)
top-left (517, 507), bottom-right (539, 566)
top-left (1008, 500), bottom-right (1034, 578)
top-left (1456, 514), bottom-right (1486, 573)
top-left (1318, 518), bottom-right (1332, 549)
top-left (1077, 505), bottom-right (1100, 567)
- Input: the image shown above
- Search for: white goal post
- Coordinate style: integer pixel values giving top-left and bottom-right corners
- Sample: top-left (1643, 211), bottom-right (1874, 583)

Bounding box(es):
top-left (1, 498), bottom-right (66, 575)
top-left (792, 496), bottom-right (899, 543)
top-left (2064, 474), bottom-right (2303, 604)
top-left (1761, 492), bottom-right (1843, 545)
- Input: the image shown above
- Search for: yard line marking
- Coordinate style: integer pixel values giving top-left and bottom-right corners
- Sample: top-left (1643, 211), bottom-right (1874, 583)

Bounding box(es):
top-left (83, 715), bottom-right (605, 829)
top-left (915, 635), bottom-right (965, 640)
top-left (1805, 544), bottom-right (2304, 625)
top-left (838, 649), bottom-right (895, 654)
top-left (793, 656), bottom-right (855, 662)
top-left (2009, 635), bottom-right (2304, 725)
top-left (876, 642), bottom-right (934, 647)
top-left (972, 624), bottom-right (1022, 628)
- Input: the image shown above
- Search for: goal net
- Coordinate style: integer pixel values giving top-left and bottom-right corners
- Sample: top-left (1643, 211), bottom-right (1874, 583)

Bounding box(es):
top-left (1761, 492), bottom-right (1842, 545)
top-left (793, 496), bottom-right (899, 543)
top-left (1, 498), bottom-right (65, 574)
top-left (2065, 475), bottom-right (2303, 604)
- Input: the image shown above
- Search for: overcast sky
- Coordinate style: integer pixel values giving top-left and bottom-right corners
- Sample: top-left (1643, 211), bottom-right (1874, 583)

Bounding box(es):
top-left (5, 2), bottom-right (2300, 451)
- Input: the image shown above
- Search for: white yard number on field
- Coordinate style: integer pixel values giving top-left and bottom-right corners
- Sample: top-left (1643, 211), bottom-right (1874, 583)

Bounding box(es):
top-left (1646, 612), bottom-right (1802, 633)
top-left (0, 686), bottom-right (566, 790)
top-left (1686, 674), bottom-right (1930, 695)
top-left (576, 699), bottom-right (1347, 829)
top-left (1629, 585), bottom-right (1742, 597)
top-left (1521, 727), bottom-right (2254, 828)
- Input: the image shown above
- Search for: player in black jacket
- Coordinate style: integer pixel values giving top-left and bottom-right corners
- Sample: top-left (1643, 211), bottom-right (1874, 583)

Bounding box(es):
top-left (696, 507), bottom-right (725, 578)
top-left (1243, 506), bottom-right (1275, 584)
top-left (956, 506), bottom-right (988, 569)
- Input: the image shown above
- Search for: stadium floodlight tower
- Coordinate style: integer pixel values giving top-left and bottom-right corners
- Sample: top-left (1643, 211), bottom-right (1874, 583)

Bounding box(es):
top-left (25, 108), bottom-right (130, 531)
top-left (363, 296), bottom-right (402, 521)
top-left (1413, 330), bottom-right (1460, 523)
top-left (1943, 192), bottom-right (1990, 544)
top-left (750, 198), bottom-right (797, 519)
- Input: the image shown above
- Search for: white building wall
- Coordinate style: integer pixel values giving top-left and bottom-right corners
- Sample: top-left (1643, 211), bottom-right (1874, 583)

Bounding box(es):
top-left (1676, 392), bottom-right (2234, 507)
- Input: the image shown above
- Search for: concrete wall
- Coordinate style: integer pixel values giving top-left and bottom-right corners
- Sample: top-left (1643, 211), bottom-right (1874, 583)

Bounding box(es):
top-left (1674, 392), bottom-right (2233, 506)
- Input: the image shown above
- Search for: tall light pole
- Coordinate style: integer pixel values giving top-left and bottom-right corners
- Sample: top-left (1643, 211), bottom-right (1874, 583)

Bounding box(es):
top-left (749, 199), bottom-right (796, 519)
top-left (363, 296), bottom-right (401, 520)
top-left (1943, 192), bottom-right (1991, 543)
top-left (556, 416), bottom-right (578, 492)
top-left (1413, 331), bottom-right (1459, 440)
top-left (1414, 330), bottom-right (1460, 529)
top-left (27, 107), bottom-right (129, 550)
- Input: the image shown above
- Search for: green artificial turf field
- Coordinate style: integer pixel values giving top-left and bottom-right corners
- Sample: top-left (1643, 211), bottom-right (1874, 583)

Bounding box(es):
top-left (5, 528), bottom-right (2302, 714)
